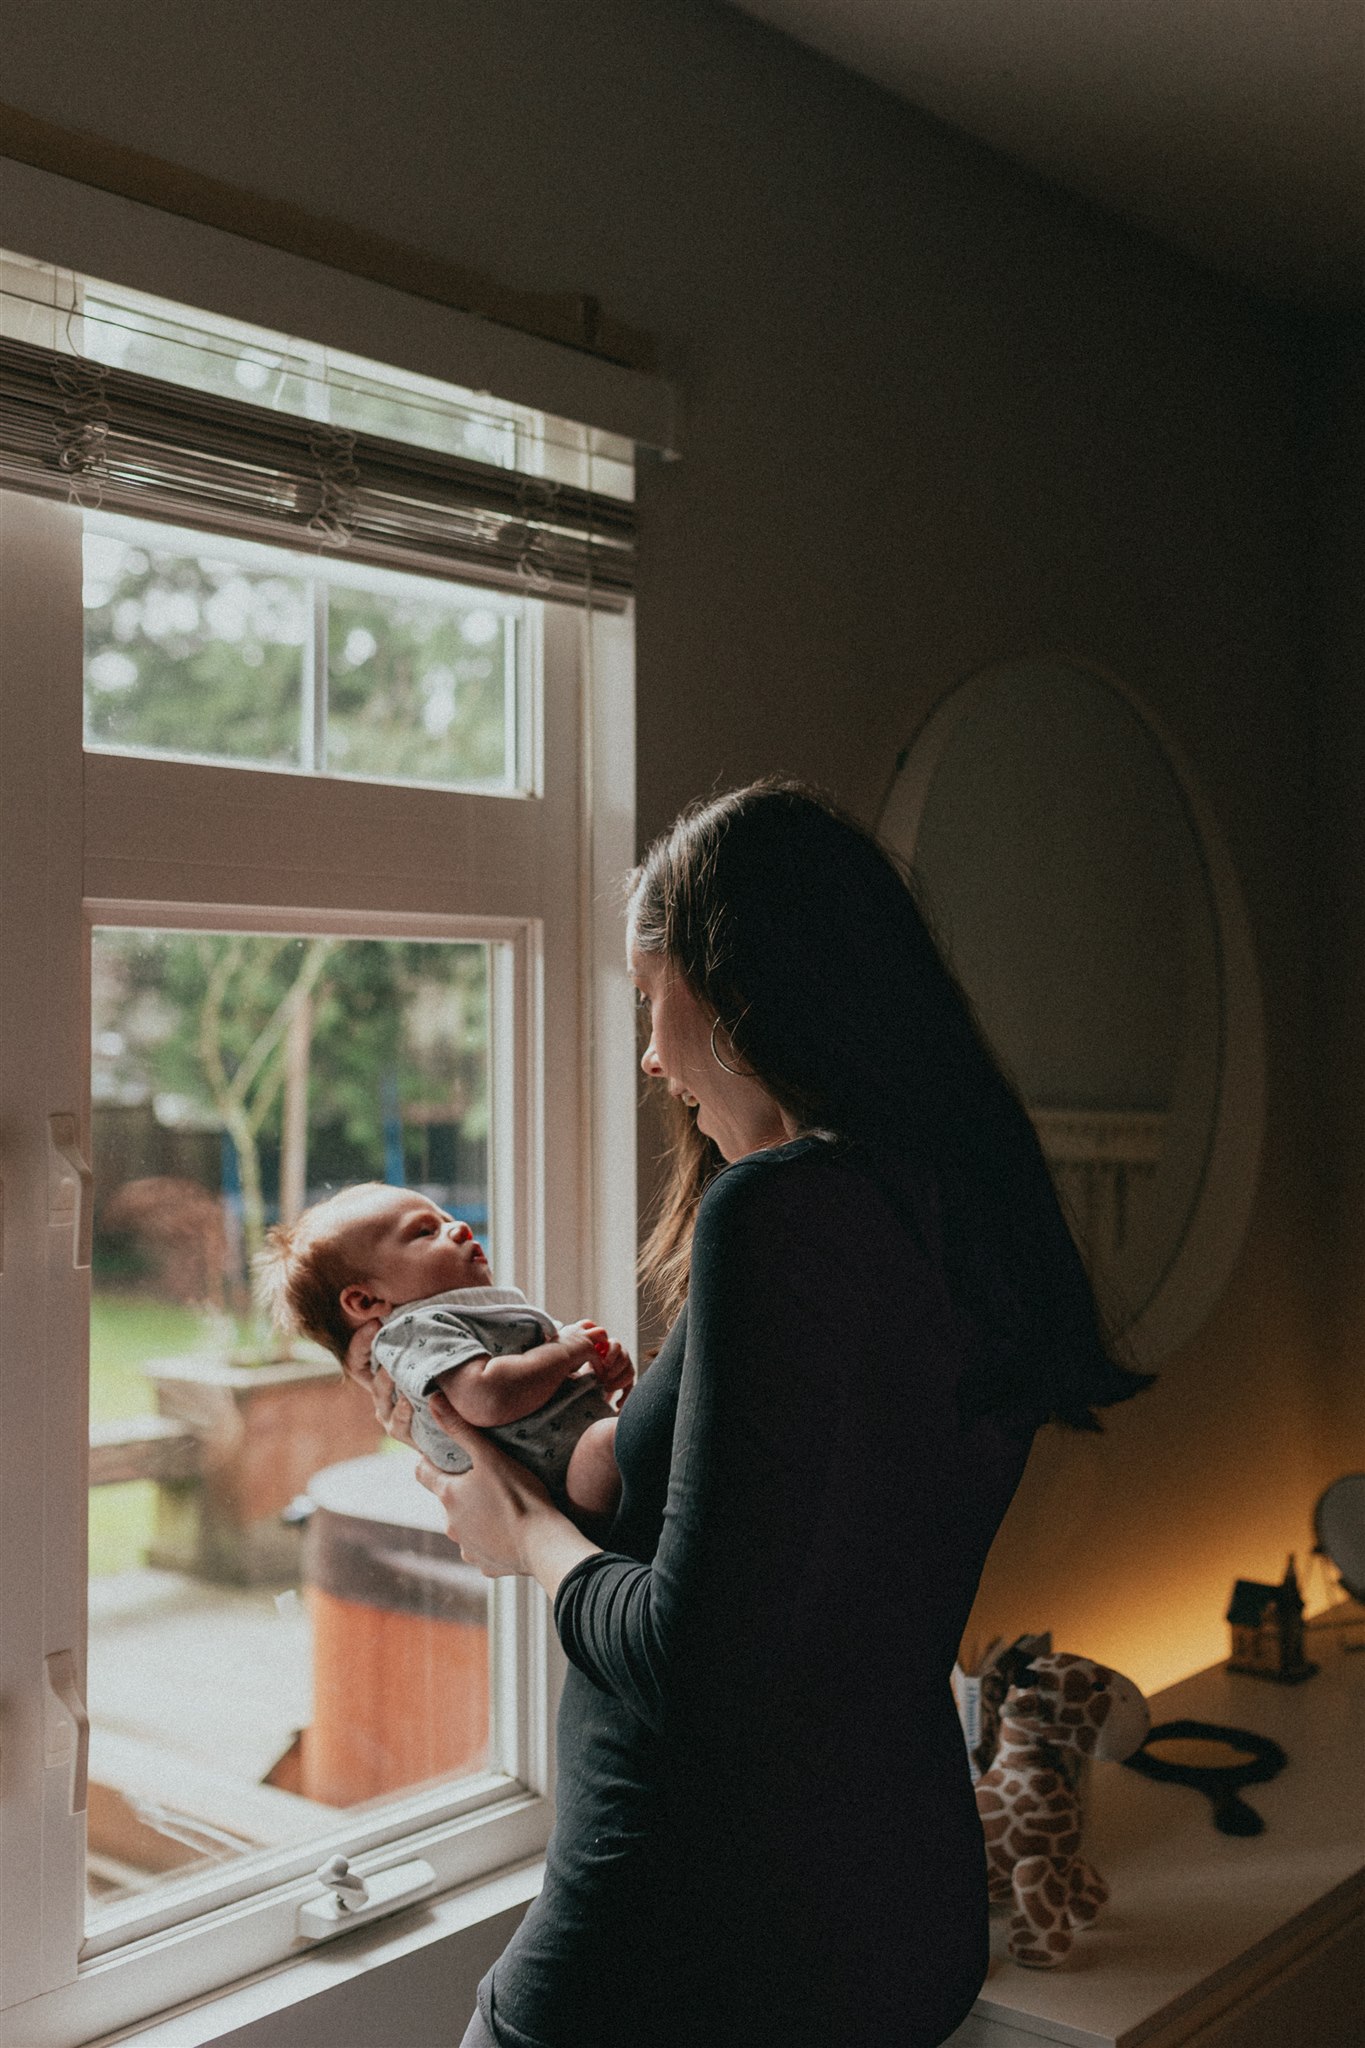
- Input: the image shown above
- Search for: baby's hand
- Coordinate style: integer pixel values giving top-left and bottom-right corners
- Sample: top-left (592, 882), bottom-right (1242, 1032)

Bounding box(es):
top-left (564, 1319), bottom-right (634, 1407)
top-left (559, 1317), bottom-right (608, 1371)
top-left (593, 1337), bottom-right (635, 1407)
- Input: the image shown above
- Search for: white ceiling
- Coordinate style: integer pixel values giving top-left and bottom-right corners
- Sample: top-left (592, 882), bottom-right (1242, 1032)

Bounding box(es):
top-left (731, 0), bottom-right (1365, 306)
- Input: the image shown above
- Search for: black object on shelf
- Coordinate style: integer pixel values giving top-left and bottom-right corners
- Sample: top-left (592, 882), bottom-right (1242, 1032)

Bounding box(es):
top-left (1122, 1719), bottom-right (1288, 1836)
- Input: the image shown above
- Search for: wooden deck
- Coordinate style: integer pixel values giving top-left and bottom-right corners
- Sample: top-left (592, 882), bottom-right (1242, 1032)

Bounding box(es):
top-left (86, 1565), bottom-right (332, 1900)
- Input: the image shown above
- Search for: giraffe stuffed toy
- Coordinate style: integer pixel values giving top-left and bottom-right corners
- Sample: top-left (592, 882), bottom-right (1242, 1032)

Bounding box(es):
top-left (974, 1652), bottom-right (1149, 1967)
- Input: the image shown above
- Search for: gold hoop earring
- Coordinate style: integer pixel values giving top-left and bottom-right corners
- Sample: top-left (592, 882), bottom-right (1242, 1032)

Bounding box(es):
top-left (710, 1017), bottom-right (746, 1076)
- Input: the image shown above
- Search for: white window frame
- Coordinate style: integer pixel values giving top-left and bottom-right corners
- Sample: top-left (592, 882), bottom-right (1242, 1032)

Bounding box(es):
top-left (0, 180), bottom-right (647, 2048)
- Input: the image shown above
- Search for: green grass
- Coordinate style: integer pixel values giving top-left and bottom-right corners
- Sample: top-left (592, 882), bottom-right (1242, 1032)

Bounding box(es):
top-left (90, 1293), bottom-right (215, 1423)
top-left (89, 1293), bottom-right (216, 1577)
top-left (89, 1482), bottom-right (156, 1578)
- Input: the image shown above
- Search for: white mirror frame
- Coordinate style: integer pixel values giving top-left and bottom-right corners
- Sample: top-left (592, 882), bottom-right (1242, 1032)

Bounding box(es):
top-left (879, 657), bottom-right (1265, 1366)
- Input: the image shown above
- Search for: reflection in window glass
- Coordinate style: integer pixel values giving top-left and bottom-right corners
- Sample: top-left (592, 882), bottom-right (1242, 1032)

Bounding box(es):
top-left (83, 512), bottom-right (523, 789)
top-left (87, 930), bottom-right (496, 1916)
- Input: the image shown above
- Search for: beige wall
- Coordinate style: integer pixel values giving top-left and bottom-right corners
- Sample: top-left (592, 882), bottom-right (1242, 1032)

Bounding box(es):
top-left (1309, 314), bottom-right (1365, 1454)
top-left (0, 0), bottom-right (1346, 1692)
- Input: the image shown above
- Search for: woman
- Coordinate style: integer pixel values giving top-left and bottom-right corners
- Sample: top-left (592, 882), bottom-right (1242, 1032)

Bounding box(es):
top-left (351, 780), bottom-right (1151, 2048)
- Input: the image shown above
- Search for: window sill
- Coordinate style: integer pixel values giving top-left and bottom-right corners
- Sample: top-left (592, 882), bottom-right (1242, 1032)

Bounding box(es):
top-left (91, 1859), bottom-right (543, 2048)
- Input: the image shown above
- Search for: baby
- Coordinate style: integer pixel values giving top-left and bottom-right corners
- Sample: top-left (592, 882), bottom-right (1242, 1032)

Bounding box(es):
top-left (257, 1182), bottom-right (632, 1528)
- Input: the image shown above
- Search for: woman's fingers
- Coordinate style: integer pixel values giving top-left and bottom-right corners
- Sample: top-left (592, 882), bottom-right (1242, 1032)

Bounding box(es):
top-left (356, 1364), bottom-right (417, 1449)
top-left (429, 1387), bottom-right (480, 1444)
top-left (413, 1452), bottom-right (516, 1575)
top-left (344, 1322), bottom-right (415, 1438)
top-left (387, 1391), bottom-right (417, 1451)
top-left (343, 1317), bottom-right (383, 1386)
top-left (410, 1420), bottom-right (557, 1582)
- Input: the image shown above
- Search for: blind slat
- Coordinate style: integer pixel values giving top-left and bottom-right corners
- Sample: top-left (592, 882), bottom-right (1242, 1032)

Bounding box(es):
top-left (0, 334), bottom-right (634, 603)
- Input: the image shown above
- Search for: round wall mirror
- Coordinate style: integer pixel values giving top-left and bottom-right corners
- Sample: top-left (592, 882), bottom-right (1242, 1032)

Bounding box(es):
top-left (880, 657), bottom-right (1263, 1363)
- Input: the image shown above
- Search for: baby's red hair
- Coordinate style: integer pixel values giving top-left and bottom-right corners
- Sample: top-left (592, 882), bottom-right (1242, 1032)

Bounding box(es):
top-left (255, 1182), bottom-right (389, 1365)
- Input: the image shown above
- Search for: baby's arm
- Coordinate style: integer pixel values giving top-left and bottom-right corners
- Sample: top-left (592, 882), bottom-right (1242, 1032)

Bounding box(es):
top-left (438, 1319), bottom-right (607, 1428)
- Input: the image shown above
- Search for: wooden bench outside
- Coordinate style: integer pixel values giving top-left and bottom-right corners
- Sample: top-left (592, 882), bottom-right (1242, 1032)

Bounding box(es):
top-left (88, 1414), bottom-right (203, 1487)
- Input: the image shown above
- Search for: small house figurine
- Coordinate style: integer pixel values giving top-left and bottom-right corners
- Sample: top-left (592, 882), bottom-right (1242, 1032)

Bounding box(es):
top-left (1226, 1556), bottom-right (1318, 1683)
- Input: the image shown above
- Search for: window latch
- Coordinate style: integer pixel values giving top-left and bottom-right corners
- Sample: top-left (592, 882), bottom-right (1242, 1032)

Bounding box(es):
top-left (43, 1650), bottom-right (90, 1815)
top-left (296, 1854), bottom-right (437, 1944)
top-left (48, 1114), bottom-right (93, 1269)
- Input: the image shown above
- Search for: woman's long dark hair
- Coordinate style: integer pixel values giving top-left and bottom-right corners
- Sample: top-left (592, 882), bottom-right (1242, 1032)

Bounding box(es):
top-left (631, 779), bottom-right (1154, 1431)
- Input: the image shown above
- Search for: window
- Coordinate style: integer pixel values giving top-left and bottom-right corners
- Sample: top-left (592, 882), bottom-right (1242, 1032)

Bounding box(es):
top-left (0, 234), bottom-right (643, 2046)
top-left (83, 513), bottom-right (531, 787)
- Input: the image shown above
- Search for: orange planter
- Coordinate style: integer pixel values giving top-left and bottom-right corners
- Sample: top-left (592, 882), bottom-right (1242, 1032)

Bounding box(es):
top-left (299, 1452), bottom-right (491, 1807)
top-left (304, 1587), bottom-right (489, 1804)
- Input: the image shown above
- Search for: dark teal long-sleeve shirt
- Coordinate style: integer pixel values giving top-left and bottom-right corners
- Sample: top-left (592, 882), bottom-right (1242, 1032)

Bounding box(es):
top-left (481, 1137), bottom-right (1034, 2048)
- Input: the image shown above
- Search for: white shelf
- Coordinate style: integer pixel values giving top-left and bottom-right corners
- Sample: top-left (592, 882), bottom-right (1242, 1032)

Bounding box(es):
top-left (948, 1625), bottom-right (1365, 2048)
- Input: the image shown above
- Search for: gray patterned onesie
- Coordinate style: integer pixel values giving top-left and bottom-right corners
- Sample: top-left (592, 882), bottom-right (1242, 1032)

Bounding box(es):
top-left (372, 1284), bottom-right (613, 1505)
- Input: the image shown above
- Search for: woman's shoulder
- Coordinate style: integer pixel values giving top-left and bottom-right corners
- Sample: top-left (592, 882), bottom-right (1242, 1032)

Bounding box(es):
top-left (691, 1138), bottom-right (951, 1327)
top-left (696, 1134), bottom-right (906, 1241)
top-left (700, 1131), bottom-right (832, 1199)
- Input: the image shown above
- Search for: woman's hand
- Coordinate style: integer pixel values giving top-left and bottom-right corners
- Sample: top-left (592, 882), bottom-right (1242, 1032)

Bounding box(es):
top-left (343, 1319), bottom-right (417, 1450)
top-left (416, 1390), bottom-right (601, 1598)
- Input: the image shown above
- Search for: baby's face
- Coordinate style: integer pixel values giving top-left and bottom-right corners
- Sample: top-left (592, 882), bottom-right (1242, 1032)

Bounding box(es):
top-left (343, 1187), bottom-right (493, 1312)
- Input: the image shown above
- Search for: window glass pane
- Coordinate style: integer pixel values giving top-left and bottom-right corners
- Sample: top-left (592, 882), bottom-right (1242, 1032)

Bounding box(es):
top-left (88, 930), bottom-right (497, 1919)
top-left (324, 560), bottom-right (518, 787)
top-left (83, 512), bottom-right (308, 769)
top-left (83, 513), bottom-right (524, 789)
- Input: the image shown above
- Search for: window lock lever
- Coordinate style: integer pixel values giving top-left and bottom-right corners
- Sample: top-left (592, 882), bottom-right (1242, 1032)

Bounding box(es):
top-left (296, 1853), bottom-right (437, 1944)
top-left (48, 1114), bottom-right (93, 1269)
top-left (43, 1650), bottom-right (90, 1815)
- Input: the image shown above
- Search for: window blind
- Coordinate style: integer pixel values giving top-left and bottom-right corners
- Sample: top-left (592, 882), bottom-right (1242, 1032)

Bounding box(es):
top-left (0, 332), bottom-right (635, 603)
